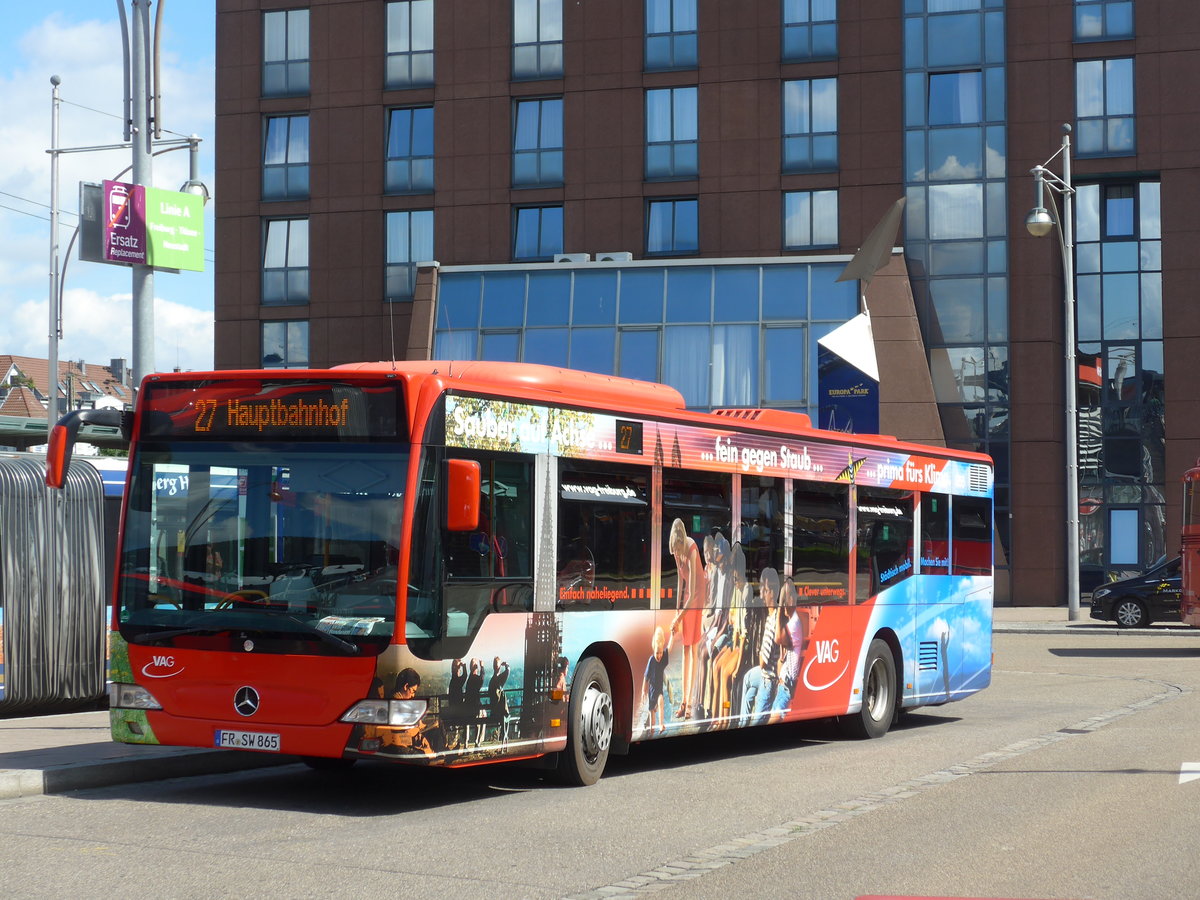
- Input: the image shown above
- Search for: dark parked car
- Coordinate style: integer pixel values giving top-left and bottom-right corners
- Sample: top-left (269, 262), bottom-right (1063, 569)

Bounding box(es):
top-left (1089, 556), bottom-right (1181, 627)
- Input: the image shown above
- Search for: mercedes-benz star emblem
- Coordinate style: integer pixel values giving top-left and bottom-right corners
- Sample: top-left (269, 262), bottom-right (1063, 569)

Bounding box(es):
top-left (234, 686), bottom-right (260, 717)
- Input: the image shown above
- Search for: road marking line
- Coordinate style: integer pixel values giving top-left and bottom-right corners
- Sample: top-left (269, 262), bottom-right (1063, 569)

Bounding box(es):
top-left (1180, 762), bottom-right (1200, 785)
top-left (564, 676), bottom-right (1189, 900)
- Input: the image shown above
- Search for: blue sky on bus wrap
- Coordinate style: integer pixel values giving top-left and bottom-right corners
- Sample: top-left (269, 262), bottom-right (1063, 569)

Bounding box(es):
top-left (0, 3), bottom-right (216, 373)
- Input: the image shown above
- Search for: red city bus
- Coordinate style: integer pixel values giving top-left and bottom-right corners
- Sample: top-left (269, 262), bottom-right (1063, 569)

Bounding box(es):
top-left (1181, 461), bottom-right (1200, 627)
top-left (47, 362), bottom-right (995, 784)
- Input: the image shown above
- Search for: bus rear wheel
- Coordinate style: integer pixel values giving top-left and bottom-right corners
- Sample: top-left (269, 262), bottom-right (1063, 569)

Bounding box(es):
top-left (838, 638), bottom-right (896, 740)
top-left (557, 656), bottom-right (613, 786)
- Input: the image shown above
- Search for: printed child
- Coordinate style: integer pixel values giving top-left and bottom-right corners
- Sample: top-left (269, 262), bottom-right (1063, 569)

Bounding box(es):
top-left (640, 625), bottom-right (673, 735)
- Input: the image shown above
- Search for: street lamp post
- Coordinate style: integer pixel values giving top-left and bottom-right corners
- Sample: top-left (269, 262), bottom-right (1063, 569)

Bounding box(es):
top-left (45, 102), bottom-right (206, 442)
top-left (44, 0), bottom-right (209, 443)
top-left (129, 0), bottom-right (155, 388)
top-left (48, 75), bottom-right (63, 436)
top-left (1025, 124), bottom-right (1080, 620)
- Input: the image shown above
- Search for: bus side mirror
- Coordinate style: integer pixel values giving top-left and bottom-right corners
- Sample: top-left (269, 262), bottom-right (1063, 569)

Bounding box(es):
top-left (445, 459), bottom-right (481, 531)
top-left (45, 408), bottom-right (130, 489)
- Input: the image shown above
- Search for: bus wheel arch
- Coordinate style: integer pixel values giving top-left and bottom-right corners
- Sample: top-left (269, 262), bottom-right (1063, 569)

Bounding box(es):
top-left (837, 633), bottom-right (900, 740)
top-left (575, 641), bottom-right (634, 754)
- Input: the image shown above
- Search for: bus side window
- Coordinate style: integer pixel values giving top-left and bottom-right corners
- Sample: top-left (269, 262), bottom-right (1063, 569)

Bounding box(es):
top-left (663, 473), bottom-right (732, 611)
top-left (489, 458), bottom-right (532, 581)
top-left (952, 496), bottom-right (992, 576)
top-left (443, 457), bottom-right (532, 582)
top-left (556, 463), bottom-right (651, 610)
top-left (856, 488), bottom-right (914, 601)
top-left (442, 455), bottom-right (534, 637)
top-left (920, 493), bottom-right (950, 575)
top-left (741, 476), bottom-right (785, 586)
top-left (793, 481), bottom-right (850, 604)
top-left (444, 490), bottom-right (489, 579)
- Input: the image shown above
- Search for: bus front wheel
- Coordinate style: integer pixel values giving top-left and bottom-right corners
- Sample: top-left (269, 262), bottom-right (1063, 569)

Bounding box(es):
top-left (838, 638), bottom-right (896, 740)
top-left (557, 656), bottom-right (613, 786)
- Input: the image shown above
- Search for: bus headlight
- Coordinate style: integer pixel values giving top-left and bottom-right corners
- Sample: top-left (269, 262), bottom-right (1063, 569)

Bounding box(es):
top-left (109, 683), bottom-right (162, 710)
top-left (340, 699), bottom-right (427, 728)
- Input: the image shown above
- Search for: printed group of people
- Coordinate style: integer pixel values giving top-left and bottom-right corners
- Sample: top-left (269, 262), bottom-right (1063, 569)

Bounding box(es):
top-left (645, 519), bottom-right (819, 732)
top-left (444, 656), bottom-right (512, 749)
top-left (737, 568), bottom-right (821, 727)
top-left (356, 668), bottom-right (435, 757)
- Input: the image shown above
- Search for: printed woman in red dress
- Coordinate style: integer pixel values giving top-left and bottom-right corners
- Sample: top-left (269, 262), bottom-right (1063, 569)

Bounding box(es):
top-left (668, 518), bottom-right (707, 720)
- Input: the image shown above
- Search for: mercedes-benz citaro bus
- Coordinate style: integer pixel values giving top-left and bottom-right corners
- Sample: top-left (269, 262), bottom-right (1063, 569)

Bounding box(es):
top-left (47, 361), bottom-right (994, 785)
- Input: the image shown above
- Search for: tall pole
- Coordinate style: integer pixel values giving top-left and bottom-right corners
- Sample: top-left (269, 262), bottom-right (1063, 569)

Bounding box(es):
top-left (48, 75), bottom-right (62, 440)
top-left (130, 0), bottom-right (155, 387)
top-left (1060, 127), bottom-right (1080, 621)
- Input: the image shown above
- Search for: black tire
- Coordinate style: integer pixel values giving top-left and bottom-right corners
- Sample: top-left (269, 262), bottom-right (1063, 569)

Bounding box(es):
top-left (837, 638), bottom-right (896, 740)
top-left (557, 656), bottom-right (614, 786)
top-left (1114, 598), bottom-right (1149, 628)
top-left (301, 756), bottom-right (357, 771)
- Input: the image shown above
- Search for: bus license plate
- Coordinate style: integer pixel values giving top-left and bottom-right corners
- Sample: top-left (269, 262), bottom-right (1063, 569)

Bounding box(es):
top-left (215, 730), bottom-right (281, 752)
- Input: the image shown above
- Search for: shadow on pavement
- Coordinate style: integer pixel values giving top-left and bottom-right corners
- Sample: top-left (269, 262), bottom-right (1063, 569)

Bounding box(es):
top-left (1048, 647), bottom-right (1200, 659)
top-left (60, 712), bottom-right (961, 816)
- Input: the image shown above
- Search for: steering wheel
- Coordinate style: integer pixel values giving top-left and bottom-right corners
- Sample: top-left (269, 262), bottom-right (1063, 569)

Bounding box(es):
top-left (216, 589), bottom-right (270, 609)
top-left (148, 593), bottom-right (183, 610)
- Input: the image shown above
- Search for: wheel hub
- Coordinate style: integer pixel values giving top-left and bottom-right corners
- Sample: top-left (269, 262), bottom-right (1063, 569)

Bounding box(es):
top-left (864, 658), bottom-right (889, 720)
top-left (579, 682), bottom-right (613, 760)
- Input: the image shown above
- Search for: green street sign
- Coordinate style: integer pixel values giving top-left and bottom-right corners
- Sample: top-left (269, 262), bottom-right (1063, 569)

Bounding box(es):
top-left (145, 186), bottom-right (205, 272)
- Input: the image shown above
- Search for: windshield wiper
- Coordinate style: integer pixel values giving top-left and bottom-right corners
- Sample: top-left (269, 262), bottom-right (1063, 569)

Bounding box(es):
top-left (131, 624), bottom-right (223, 644)
top-left (281, 615), bottom-right (359, 656)
top-left (132, 616), bottom-right (359, 656)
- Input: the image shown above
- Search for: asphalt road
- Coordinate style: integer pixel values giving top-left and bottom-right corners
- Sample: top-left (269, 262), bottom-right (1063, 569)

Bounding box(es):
top-left (1, 629), bottom-right (1197, 900)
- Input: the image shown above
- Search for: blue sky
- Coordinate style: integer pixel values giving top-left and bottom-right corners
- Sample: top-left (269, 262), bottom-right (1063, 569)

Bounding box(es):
top-left (1, 2), bottom-right (216, 373)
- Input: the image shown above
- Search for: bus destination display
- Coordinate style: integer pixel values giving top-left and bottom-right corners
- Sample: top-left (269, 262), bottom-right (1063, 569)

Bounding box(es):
top-left (142, 380), bottom-right (403, 441)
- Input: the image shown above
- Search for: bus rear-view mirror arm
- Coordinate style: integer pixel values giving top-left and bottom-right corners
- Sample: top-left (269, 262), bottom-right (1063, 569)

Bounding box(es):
top-left (45, 408), bottom-right (133, 489)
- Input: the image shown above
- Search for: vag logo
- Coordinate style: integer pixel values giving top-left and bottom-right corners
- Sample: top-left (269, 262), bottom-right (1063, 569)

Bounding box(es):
top-left (815, 639), bottom-right (840, 663)
top-left (803, 639), bottom-right (849, 692)
top-left (141, 655), bottom-right (184, 678)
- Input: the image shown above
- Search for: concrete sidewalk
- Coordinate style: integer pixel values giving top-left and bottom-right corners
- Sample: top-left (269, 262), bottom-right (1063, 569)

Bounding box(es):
top-left (1, 606), bottom-right (1193, 800)
top-left (0, 710), bottom-right (294, 800)
top-left (991, 603), bottom-right (1198, 635)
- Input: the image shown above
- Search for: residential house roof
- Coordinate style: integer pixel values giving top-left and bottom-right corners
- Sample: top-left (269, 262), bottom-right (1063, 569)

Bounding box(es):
top-left (0, 355), bottom-right (131, 417)
top-left (0, 385), bottom-right (46, 417)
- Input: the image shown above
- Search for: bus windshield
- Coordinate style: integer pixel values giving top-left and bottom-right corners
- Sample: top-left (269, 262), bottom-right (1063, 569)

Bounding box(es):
top-left (116, 441), bottom-right (408, 656)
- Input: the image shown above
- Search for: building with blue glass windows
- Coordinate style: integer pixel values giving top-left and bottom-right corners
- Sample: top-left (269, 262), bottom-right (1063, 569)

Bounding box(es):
top-left (215, 0), bottom-right (1199, 606)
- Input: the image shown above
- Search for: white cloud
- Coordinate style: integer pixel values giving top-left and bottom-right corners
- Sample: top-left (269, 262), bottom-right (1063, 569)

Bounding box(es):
top-left (1, 9), bottom-right (215, 366)
top-left (11, 287), bottom-right (213, 373)
top-left (930, 154), bottom-right (981, 181)
top-left (926, 616), bottom-right (951, 643)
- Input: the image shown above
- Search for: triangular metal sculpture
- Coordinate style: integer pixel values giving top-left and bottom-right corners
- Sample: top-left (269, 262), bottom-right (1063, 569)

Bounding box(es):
top-left (835, 196), bottom-right (907, 289)
top-left (818, 197), bottom-right (906, 433)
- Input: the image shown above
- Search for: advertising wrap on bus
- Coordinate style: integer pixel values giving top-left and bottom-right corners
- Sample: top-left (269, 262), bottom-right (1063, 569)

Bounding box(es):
top-left (75, 362), bottom-right (993, 785)
top-left (442, 394), bottom-right (985, 494)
